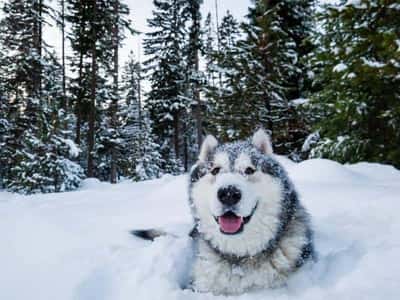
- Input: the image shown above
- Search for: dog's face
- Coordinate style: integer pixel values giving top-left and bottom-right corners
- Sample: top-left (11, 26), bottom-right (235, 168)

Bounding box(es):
top-left (189, 129), bottom-right (293, 257)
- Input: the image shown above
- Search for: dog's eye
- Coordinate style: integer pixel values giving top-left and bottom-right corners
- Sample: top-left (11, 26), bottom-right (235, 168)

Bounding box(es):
top-left (210, 167), bottom-right (221, 176)
top-left (244, 167), bottom-right (256, 175)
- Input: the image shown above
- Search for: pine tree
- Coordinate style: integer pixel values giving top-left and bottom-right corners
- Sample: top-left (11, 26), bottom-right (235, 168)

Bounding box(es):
top-left (120, 53), bottom-right (142, 150)
top-left (67, 0), bottom-right (111, 177)
top-left (0, 74), bottom-right (10, 188)
top-left (66, 0), bottom-right (132, 180)
top-left (204, 11), bottom-right (247, 141)
top-left (202, 1), bottom-right (314, 153)
top-left (40, 52), bottom-right (84, 192)
top-left (119, 54), bottom-right (165, 180)
top-left (186, 0), bottom-right (203, 152)
top-left (202, 12), bottom-right (217, 90)
top-left (308, 0), bottom-right (400, 167)
top-left (236, 0), bottom-right (314, 156)
top-left (0, 0), bottom-right (83, 194)
top-left (55, 0), bottom-right (68, 113)
top-left (144, 0), bottom-right (189, 172)
top-left (121, 52), bottom-right (142, 120)
top-left (129, 116), bottom-right (164, 181)
top-left (119, 54), bottom-right (142, 178)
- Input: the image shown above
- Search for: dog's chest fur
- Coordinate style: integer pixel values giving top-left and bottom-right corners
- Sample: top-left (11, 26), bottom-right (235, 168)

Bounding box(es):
top-left (190, 210), bottom-right (309, 295)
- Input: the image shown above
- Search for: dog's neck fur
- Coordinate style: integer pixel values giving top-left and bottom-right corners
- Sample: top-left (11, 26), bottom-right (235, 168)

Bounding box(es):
top-left (190, 224), bottom-right (282, 265)
top-left (189, 205), bottom-right (313, 295)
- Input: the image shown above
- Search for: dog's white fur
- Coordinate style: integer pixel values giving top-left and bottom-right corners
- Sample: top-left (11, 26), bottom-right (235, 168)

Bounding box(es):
top-left (189, 130), bottom-right (312, 295)
top-left (191, 211), bottom-right (308, 294)
top-left (191, 158), bottom-right (282, 257)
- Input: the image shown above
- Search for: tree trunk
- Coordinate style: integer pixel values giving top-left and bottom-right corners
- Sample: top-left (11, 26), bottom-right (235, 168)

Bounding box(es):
top-left (61, 0), bottom-right (67, 112)
top-left (191, 0), bottom-right (202, 151)
top-left (75, 52), bottom-right (83, 145)
top-left (137, 63), bottom-right (142, 130)
top-left (214, 0), bottom-right (222, 102)
top-left (87, 0), bottom-right (97, 178)
top-left (183, 123), bottom-right (188, 171)
top-left (30, 0), bottom-right (43, 128)
top-left (32, 0), bottom-right (43, 97)
top-left (75, 1), bottom-right (84, 145)
top-left (110, 0), bottom-right (119, 184)
top-left (174, 113), bottom-right (180, 159)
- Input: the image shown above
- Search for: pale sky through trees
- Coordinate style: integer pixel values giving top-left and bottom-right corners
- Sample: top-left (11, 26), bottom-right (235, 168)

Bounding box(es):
top-left (0, 0), bottom-right (251, 67)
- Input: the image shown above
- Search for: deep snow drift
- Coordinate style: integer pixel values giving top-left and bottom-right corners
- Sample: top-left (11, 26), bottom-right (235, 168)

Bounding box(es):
top-left (1, 157), bottom-right (399, 300)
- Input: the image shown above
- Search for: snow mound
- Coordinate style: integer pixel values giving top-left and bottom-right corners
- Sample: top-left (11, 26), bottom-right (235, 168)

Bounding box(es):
top-left (289, 158), bottom-right (368, 184)
top-left (0, 158), bottom-right (399, 300)
top-left (79, 178), bottom-right (109, 190)
top-left (345, 162), bottom-right (400, 183)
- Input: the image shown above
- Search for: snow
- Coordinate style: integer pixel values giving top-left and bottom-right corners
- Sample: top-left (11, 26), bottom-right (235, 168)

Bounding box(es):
top-left (301, 132), bottom-right (320, 152)
top-left (61, 138), bottom-right (81, 158)
top-left (290, 98), bottom-right (309, 106)
top-left (346, 72), bottom-right (356, 79)
top-left (332, 63), bottom-right (348, 72)
top-left (395, 39), bottom-right (400, 52)
top-left (1, 158), bottom-right (400, 300)
top-left (361, 57), bottom-right (386, 68)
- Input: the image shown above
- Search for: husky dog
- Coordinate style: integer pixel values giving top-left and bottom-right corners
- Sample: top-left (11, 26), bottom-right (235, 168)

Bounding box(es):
top-left (133, 129), bottom-right (314, 295)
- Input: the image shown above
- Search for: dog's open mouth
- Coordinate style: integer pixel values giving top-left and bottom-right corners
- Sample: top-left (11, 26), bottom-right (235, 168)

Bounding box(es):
top-left (214, 205), bottom-right (257, 235)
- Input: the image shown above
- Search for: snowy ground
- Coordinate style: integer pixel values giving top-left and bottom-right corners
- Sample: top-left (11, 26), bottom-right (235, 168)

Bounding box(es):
top-left (1, 157), bottom-right (400, 300)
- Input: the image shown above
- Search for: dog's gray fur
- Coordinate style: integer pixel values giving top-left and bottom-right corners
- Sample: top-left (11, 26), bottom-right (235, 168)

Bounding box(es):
top-left (133, 129), bottom-right (314, 295)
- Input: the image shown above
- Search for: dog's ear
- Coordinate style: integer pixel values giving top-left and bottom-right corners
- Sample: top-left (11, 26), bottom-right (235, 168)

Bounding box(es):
top-left (198, 135), bottom-right (218, 162)
top-left (252, 128), bottom-right (273, 155)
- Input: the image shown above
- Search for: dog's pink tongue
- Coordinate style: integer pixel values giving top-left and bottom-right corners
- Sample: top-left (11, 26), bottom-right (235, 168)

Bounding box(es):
top-left (218, 215), bottom-right (243, 233)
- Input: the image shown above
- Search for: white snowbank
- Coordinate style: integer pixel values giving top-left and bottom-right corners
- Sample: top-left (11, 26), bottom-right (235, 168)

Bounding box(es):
top-left (289, 158), bottom-right (369, 184)
top-left (1, 158), bottom-right (400, 300)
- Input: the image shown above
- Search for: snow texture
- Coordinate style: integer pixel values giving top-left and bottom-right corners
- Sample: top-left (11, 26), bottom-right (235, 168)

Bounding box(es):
top-left (332, 63), bottom-right (348, 72)
top-left (61, 138), bottom-right (81, 158)
top-left (1, 158), bottom-right (400, 300)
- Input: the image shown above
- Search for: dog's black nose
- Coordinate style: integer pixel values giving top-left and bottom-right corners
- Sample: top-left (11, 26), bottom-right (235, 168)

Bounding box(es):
top-left (217, 185), bottom-right (241, 206)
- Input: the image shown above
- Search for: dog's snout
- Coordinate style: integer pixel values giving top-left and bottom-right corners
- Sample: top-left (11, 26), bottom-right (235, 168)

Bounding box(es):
top-left (217, 185), bottom-right (242, 206)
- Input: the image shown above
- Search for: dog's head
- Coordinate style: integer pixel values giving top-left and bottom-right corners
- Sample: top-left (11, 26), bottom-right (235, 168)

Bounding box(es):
top-left (189, 129), bottom-right (297, 257)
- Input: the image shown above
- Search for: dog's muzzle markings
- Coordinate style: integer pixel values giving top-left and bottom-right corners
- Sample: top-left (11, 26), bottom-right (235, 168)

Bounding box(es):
top-left (213, 185), bottom-right (258, 234)
top-left (132, 129), bottom-right (315, 295)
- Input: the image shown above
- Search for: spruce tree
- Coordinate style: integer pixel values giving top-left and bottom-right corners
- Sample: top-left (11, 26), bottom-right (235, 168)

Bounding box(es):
top-left (106, 0), bottom-right (134, 183)
top-left (40, 52), bottom-right (84, 192)
top-left (66, 0), bottom-right (132, 180)
top-left (237, 0), bottom-right (314, 156)
top-left (308, 0), bottom-right (400, 167)
top-left (119, 54), bottom-right (143, 178)
top-left (129, 116), bottom-right (164, 181)
top-left (202, 12), bottom-right (217, 91)
top-left (119, 54), bottom-right (165, 180)
top-left (204, 11), bottom-right (247, 141)
top-left (0, 0), bottom-right (84, 194)
top-left (144, 0), bottom-right (189, 172)
top-left (186, 0), bottom-right (203, 151)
